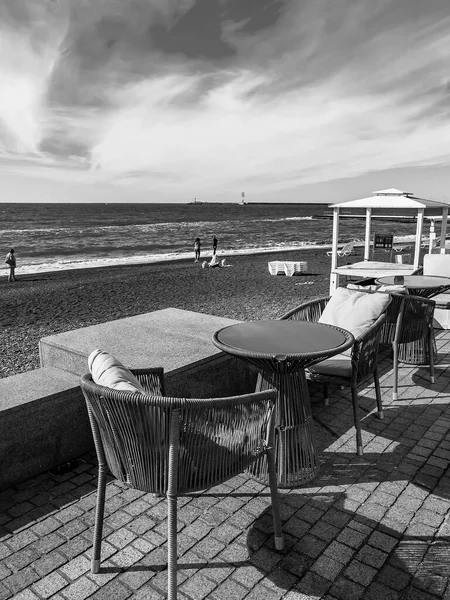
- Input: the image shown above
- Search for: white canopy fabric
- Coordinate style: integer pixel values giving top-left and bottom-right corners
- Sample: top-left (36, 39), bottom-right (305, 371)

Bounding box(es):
top-left (328, 189), bottom-right (450, 293)
top-left (331, 188), bottom-right (448, 210)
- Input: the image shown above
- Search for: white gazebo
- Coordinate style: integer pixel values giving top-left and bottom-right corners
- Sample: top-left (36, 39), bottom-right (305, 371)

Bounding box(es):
top-left (329, 188), bottom-right (449, 293)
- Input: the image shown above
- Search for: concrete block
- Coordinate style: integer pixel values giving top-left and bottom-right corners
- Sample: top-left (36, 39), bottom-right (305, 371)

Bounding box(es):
top-left (2, 309), bottom-right (258, 489)
top-left (39, 308), bottom-right (241, 376)
top-left (0, 368), bottom-right (90, 491)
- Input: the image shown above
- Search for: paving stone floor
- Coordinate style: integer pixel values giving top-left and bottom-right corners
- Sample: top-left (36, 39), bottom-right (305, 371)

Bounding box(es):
top-left (1, 333), bottom-right (449, 599)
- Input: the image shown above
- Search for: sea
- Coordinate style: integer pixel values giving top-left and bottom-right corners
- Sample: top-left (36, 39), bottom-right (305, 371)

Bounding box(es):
top-left (0, 202), bottom-right (440, 275)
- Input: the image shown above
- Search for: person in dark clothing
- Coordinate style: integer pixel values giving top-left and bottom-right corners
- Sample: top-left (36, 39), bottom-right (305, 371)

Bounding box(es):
top-left (5, 248), bottom-right (17, 282)
top-left (194, 238), bottom-right (201, 261)
top-left (212, 235), bottom-right (218, 255)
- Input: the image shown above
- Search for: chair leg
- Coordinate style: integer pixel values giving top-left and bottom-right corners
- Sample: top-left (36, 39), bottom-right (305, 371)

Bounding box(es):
top-left (167, 411), bottom-right (180, 600)
top-left (91, 464), bottom-right (107, 574)
top-left (351, 383), bottom-right (363, 456)
top-left (429, 328), bottom-right (435, 384)
top-left (392, 342), bottom-right (399, 401)
top-left (167, 491), bottom-right (178, 600)
top-left (266, 445), bottom-right (284, 551)
top-left (373, 367), bottom-right (383, 419)
top-left (323, 383), bottom-right (329, 406)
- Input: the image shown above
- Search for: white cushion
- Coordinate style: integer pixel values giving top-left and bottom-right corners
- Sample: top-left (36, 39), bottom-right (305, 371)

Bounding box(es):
top-left (423, 254), bottom-right (450, 277)
top-left (319, 287), bottom-right (391, 342)
top-left (88, 349), bottom-right (146, 394)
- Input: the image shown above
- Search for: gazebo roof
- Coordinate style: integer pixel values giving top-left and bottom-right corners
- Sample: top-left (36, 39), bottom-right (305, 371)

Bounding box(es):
top-left (330, 189), bottom-right (449, 210)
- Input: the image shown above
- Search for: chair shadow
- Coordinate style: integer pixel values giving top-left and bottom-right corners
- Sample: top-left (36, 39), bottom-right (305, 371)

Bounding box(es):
top-left (411, 366), bottom-right (450, 392)
top-left (99, 475), bottom-right (448, 595)
top-left (309, 400), bottom-right (450, 501)
top-left (434, 352), bottom-right (450, 365)
top-left (243, 491), bottom-right (450, 596)
top-left (93, 400), bottom-right (450, 592)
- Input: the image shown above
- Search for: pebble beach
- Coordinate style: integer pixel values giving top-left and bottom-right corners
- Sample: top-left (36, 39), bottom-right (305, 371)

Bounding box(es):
top-left (0, 247), bottom-right (353, 378)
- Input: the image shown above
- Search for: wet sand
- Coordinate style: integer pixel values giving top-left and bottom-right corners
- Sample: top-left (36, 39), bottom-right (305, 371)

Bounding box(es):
top-left (0, 248), bottom-right (363, 378)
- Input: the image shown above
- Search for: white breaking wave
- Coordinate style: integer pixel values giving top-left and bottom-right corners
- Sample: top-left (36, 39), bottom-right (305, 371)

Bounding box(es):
top-left (8, 242), bottom-right (332, 276)
top-left (259, 216), bottom-right (314, 222)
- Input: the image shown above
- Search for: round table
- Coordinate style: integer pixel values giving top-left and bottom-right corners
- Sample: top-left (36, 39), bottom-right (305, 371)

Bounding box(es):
top-left (376, 275), bottom-right (450, 364)
top-left (212, 320), bottom-right (354, 488)
top-left (376, 275), bottom-right (450, 298)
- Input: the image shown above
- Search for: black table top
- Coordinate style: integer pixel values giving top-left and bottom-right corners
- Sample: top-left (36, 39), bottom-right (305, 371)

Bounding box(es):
top-left (213, 320), bottom-right (353, 360)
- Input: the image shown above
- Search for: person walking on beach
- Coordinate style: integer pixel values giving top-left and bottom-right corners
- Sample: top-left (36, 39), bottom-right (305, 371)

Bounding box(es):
top-left (194, 237), bottom-right (201, 262)
top-left (5, 248), bottom-right (17, 282)
top-left (212, 235), bottom-right (218, 255)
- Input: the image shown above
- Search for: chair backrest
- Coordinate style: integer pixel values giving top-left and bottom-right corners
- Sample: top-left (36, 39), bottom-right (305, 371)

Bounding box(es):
top-left (423, 254), bottom-right (450, 277)
top-left (352, 312), bottom-right (387, 381)
top-left (80, 373), bottom-right (276, 495)
top-left (391, 293), bottom-right (435, 344)
top-left (374, 233), bottom-right (394, 250)
top-left (280, 296), bottom-right (330, 322)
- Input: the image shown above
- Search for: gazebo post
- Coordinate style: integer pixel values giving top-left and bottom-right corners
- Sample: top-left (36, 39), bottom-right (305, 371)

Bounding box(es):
top-left (413, 208), bottom-right (424, 269)
top-left (440, 207), bottom-right (448, 254)
top-left (428, 219), bottom-right (436, 254)
top-left (364, 208), bottom-right (372, 261)
top-left (329, 207), bottom-right (340, 294)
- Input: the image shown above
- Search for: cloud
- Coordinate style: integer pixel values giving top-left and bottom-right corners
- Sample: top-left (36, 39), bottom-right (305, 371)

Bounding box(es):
top-left (0, 0), bottom-right (69, 154)
top-left (0, 0), bottom-right (194, 156)
top-left (90, 0), bottom-right (450, 192)
top-left (1, 0), bottom-right (450, 201)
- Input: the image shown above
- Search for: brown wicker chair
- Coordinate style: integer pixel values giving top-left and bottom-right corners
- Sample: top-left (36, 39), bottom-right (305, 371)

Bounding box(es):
top-left (80, 368), bottom-right (284, 600)
top-left (281, 297), bottom-right (387, 455)
top-left (380, 293), bottom-right (436, 400)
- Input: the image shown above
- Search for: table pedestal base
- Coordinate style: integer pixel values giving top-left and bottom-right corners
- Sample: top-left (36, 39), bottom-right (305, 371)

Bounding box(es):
top-left (248, 370), bottom-right (320, 488)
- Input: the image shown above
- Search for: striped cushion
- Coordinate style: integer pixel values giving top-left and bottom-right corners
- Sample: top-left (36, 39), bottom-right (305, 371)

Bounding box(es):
top-left (88, 349), bottom-right (146, 394)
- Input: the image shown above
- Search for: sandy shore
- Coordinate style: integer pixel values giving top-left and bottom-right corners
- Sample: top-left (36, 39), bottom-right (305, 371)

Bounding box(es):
top-left (0, 247), bottom-right (362, 378)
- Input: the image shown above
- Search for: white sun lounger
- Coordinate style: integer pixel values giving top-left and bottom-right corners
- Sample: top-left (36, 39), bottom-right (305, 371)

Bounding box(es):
top-left (268, 261), bottom-right (308, 276)
top-left (327, 241), bottom-right (356, 257)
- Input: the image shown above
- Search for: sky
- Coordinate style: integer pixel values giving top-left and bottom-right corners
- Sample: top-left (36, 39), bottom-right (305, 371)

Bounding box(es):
top-left (1, 0), bottom-right (449, 204)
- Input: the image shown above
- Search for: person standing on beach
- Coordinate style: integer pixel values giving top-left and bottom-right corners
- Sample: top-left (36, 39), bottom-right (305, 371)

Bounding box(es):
top-left (212, 235), bottom-right (218, 255)
top-left (194, 237), bottom-right (201, 261)
top-left (5, 248), bottom-right (17, 282)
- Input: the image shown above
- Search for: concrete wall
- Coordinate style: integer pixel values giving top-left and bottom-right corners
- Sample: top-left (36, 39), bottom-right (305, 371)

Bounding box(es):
top-left (0, 309), bottom-right (257, 490)
top-left (0, 368), bottom-right (90, 491)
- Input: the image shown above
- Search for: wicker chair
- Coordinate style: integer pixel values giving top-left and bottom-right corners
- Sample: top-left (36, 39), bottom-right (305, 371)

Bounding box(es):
top-left (281, 297), bottom-right (387, 455)
top-left (80, 368), bottom-right (284, 600)
top-left (379, 293), bottom-right (436, 400)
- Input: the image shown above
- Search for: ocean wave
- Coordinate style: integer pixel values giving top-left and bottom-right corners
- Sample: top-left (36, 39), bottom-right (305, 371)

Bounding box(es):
top-left (0, 216), bottom-right (317, 236)
top-left (11, 243), bottom-right (332, 276)
top-left (258, 216), bottom-right (314, 222)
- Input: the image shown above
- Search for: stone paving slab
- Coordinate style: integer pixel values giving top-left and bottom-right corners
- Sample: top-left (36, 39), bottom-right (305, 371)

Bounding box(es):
top-left (0, 333), bottom-right (449, 599)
